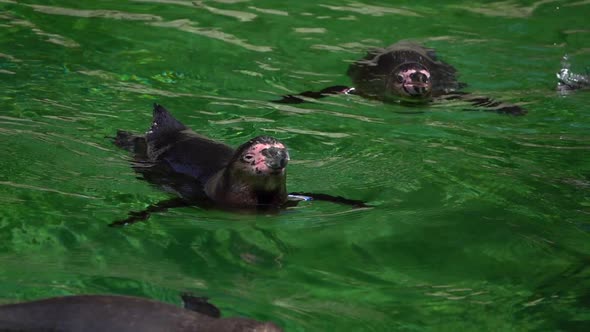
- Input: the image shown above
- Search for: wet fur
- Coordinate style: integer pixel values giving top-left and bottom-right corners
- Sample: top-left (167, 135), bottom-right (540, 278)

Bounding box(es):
top-left (112, 104), bottom-right (368, 226)
top-left (114, 104), bottom-right (287, 210)
top-left (276, 41), bottom-right (525, 115)
top-left (347, 41), bottom-right (462, 100)
top-left (0, 295), bottom-right (283, 332)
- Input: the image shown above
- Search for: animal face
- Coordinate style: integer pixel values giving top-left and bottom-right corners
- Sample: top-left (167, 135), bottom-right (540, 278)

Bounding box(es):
top-left (388, 62), bottom-right (432, 100)
top-left (236, 142), bottom-right (289, 177)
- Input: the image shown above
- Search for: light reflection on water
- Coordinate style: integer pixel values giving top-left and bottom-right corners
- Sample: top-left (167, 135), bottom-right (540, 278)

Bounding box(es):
top-left (0, 0), bottom-right (589, 331)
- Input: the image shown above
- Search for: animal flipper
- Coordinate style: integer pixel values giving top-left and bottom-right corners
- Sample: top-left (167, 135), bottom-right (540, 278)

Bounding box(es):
top-left (273, 85), bottom-right (354, 104)
top-left (113, 103), bottom-right (188, 155)
top-left (288, 192), bottom-right (371, 208)
top-left (146, 104), bottom-right (188, 141)
top-left (114, 130), bottom-right (147, 156)
top-left (180, 294), bottom-right (221, 318)
top-left (109, 197), bottom-right (189, 227)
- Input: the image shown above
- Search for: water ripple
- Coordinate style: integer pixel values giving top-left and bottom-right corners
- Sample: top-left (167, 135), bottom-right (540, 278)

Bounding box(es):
top-left (78, 69), bottom-right (260, 103)
top-left (0, 53), bottom-right (21, 62)
top-left (210, 116), bottom-right (275, 125)
top-left (32, 98), bottom-right (78, 111)
top-left (46, 132), bottom-right (113, 152)
top-left (310, 44), bottom-right (358, 53)
top-left (130, 0), bottom-right (195, 7)
top-left (451, 0), bottom-right (558, 18)
top-left (0, 181), bottom-right (97, 199)
top-left (132, 0), bottom-right (257, 22)
top-left (319, 2), bottom-right (422, 17)
top-left (264, 127), bottom-right (350, 139)
top-left (28, 4), bottom-right (163, 21)
top-left (248, 6), bottom-right (289, 16)
top-left (114, 81), bottom-right (198, 98)
top-left (294, 27), bottom-right (326, 34)
top-left (310, 40), bottom-right (381, 53)
top-left (1, 13), bottom-right (79, 47)
top-left (564, 0), bottom-right (590, 6)
top-left (192, 1), bottom-right (257, 22)
top-left (150, 19), bottom-right (272, 52)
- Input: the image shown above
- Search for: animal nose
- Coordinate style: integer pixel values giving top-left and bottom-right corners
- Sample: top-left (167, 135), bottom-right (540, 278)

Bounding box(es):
top-left (265, 147), bottom-right (289, 170)
top-left (411, 72), bottom-right (429, 84)
top-left (267, 154), bottom-right (288, 170)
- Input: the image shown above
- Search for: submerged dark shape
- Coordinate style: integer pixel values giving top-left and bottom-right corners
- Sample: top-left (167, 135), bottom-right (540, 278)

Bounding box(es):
top-left (0, 294), bottom-right (283, 332)
top-left (181, 294), bottom-right (221, 318)
top-left (276, 41), bottom-right (525, 115)
top-left (557, 54), bottom-right (590, 93)
top-left (112, 104), bottom-right (368, 226)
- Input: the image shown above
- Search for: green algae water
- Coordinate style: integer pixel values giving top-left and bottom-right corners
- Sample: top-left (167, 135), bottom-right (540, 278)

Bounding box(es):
top-left (1, 0), bottom-right (589, 330)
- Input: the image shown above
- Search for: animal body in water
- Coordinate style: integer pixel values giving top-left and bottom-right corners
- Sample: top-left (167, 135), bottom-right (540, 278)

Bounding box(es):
top-left (276, 41), bottom-right (526, 115)
top-left (0, 294), bottom-right (283, 332)
top-left (112, 104), bottom-right (368, 226)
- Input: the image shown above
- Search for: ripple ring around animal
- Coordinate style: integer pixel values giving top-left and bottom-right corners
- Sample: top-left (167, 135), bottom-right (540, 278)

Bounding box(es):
top-left (275, 41), bottom-right (526, 115)
top-left (111, 104), bottom-right (370, 226)
top-left (0, 294), bottom-right (284, 332)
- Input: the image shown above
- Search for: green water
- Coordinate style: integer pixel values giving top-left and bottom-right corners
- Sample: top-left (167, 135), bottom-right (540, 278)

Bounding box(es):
top-left (1, 0), bottom-right (589, 330)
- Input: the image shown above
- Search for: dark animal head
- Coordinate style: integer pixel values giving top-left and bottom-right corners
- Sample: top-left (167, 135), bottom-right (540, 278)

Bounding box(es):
top-left (228, 136), bottom-right (289, 191)
top-left (387, 62), bottom-right (432, 100)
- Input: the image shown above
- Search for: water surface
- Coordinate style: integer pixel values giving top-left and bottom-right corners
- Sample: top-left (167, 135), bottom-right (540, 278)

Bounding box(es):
top-left (0, 0), bottom-right (589, 331)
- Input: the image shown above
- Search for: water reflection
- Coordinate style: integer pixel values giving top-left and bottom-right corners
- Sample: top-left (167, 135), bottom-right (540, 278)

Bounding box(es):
top-left (192, 0), bottom-right (257, 22)
top-left (0, 12), bottom-right (79, 47)
top-left (451, 0), bottom-right (558, 18)
top-left (150, 19), bottom-right (272, 52)
top-left (28, 4), bottom-right (162, 21)
top-left (248, 6), bottom-right (289, 16)
top-left (5, 1), bottom-right (271, 52)
top-left (319, 2), bottom-right (422, 17)
top-left (0, 0), bottom-right (589, 330)
top-left (0, 53), bottom-right (21, 62)
top-left (294, 28), bottom-right (327, 34)
top-left (0, 181), bottom-right (97, 199)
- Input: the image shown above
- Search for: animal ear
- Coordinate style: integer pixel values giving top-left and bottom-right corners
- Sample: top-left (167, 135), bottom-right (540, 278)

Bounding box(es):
top-left (146, 104), bottom-right (188, 140)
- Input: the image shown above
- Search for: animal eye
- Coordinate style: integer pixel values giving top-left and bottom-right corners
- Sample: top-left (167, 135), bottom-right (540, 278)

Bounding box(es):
top-left (242, 154), bottom-right (255, 162)
top-left (396, 74), bottom-right (404, 83)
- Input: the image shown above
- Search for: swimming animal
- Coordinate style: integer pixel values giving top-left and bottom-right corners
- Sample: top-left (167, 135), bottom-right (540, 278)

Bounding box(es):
top-left (0, 294), bottom-right (283, 332)
top-left (112, 104), bottom-right (368, 226)
top-left (276, 41), bottom-right (525, 115)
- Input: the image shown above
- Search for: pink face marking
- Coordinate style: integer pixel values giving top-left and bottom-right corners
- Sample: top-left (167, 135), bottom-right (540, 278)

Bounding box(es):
top-left (391, 65), bottom-right (432, 98)
top-left (399, 69), bottom-right (431, 83)
top-left (240, 143), bottom-right (289, 176)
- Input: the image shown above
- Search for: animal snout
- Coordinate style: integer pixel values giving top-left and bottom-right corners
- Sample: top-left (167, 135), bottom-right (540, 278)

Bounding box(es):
top-left (411, 71), bottom-right (430, 84)
top-left (265, 148), bottom-right (289, 170)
